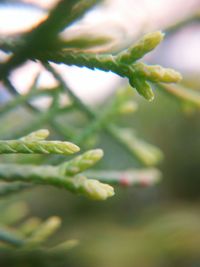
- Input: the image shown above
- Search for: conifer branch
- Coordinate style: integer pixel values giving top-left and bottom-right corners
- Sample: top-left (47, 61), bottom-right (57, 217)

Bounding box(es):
top-left (0, 140), bottom-right (79, 155)
top-left (0, 163), bottom-right (114, 200)
top-left (158, 83), bottom-right (200, 108)
top-left (86, 168), bottom-right (161, 187)
top-left (40, 31), bottom-right (182, 101)
top-left (0, 128), bottom-right (79, 155)
top-left (45, 64), bottom-right (162, 165)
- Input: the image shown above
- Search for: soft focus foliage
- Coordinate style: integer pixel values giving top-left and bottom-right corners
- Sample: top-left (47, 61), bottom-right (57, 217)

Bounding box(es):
top-left (0, 1), bottom-right (200, 266)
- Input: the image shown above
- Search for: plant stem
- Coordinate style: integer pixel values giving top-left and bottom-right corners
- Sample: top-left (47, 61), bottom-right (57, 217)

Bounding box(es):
top-left (0, 182), bottom-right (32, 197)
top-left (86, 168), bottom-right (161, 187)
top-left (0, 229), bottom-right (25, 247)
top-left (0, 163), bottom-right (114, 200)
top-left (44, 64), bottom-right (156, 163)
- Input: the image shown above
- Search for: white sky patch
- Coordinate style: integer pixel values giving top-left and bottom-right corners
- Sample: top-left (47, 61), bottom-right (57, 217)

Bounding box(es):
top-left (23, 0), bottom-right (58, 9)
top-left (10, 60), bottom-right (121, 105)
top-left (51, 63), bottom-right (122, 105)
top-left (0, 4), bottom-right (46, 34)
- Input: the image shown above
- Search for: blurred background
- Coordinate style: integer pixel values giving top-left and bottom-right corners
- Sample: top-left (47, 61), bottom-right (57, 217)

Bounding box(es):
top-left (0, 0), bottom-right (200, 266)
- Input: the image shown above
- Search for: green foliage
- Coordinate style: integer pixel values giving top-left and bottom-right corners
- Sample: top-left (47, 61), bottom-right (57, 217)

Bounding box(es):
top-left (0, 138), bottom-right (79, 155)
top-left (0, 201), bottom-right (78, 252)
top-left (38, 31), bottom-right (181, 101)
top-left (0, 0), bottom-right (200, 264)
top-left (0, 129), bottom-right (114, 200)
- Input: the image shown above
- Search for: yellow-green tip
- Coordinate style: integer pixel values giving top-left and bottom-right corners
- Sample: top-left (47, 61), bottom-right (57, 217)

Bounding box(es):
top-left (32, 129), bottom-right (49, 140)
top-left (119, 31), bottom-right (165, 63)
top-left (62, 141), bottom-right (80, 153)
top-left (74, 176), bottom-right (114, 200)
top-left (133, 63), bottom-right (182, 83)
top-left (20, 129), bottom-right (49, 141)
top-left (83, 179), bottom-right (115, 200)
top-left (87, 149), bottom-right (104, 161)
top-left (142, 31), bottom-right (165, 50)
